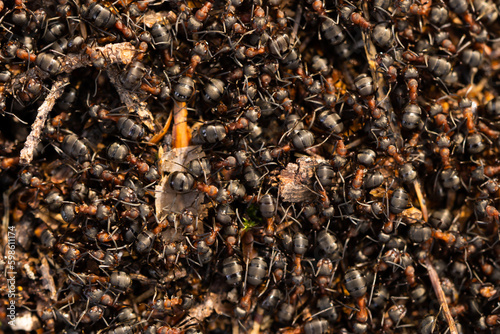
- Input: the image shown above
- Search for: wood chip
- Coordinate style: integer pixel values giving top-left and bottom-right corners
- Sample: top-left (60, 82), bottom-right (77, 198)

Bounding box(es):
top-left (279, 156), bottom-right (326, 202)
top-left (40, 257), bottom-right (57, 301)
top-left (95, 42), bottom-right (136, 65)
top-left (401, 207), bottom-right (423, 224)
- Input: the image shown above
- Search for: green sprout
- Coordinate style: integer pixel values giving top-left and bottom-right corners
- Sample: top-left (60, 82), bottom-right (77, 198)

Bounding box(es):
top-left (242, 217), bottom-right (258, 231)
top-left (241, 204), bottom-right (262, 231)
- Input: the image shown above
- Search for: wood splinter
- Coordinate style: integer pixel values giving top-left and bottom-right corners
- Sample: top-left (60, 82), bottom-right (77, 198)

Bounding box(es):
top-left (19, 75), bottom-right (69, 165)
top-left (172, 100), bottom-right (191, 149)
top-left (425, 257), bottom-right (458, 334)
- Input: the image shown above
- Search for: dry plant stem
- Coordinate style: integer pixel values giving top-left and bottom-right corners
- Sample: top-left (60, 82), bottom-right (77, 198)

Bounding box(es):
top-left (425, 257), bottom-right (458, 334)
top-left (360, 4), bottom-right (382, 91)
top-left (414, 181), bottom-right (428, 222)
top-left (19, 75), bottom-right (69, 165)
top-left (172, 100), bottom-right (190, 148)
top-left (149, 111), bottom-right (173, 144)
top-left (106, 67), bottom-right (155, 131)
top-left (134, 288), bottom-right (155, 303)
top-left (92, 42), bottom-right (136, 65)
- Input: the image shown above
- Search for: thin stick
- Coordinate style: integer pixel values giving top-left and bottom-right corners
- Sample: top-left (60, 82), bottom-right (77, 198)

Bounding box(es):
top-left (134, 288), bottom-right (155, 304)
top-left (360, 2), bottom-right (383, 91)
top-left (425, 258), bottom-right (458, 334)
top-left (149, 111), bottom-right (173, 144)
top-left (172, 100), bottom-right (191, 148)
top-left (413, 180), bottom-right (428, 222)
top-left (19, 75), bottom-right (69, 165)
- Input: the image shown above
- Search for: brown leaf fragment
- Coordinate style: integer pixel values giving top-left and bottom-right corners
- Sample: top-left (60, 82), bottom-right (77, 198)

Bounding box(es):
top-left (402, 207), bottom-right (423, 224)
top-left (155, 146), bottom-right (206, 221)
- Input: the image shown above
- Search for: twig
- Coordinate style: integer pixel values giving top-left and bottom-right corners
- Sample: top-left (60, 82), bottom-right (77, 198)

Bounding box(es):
top-left (134, 288), bottom-right (155, 304)
top-left (19, 75), bottom-right (69, 165)
top-left (106, 66), bottom-right (155, 131)
top-left (413, 180), bottom-right (428, 222)
top-left (172, 100), bottom-right (190, 148)
top-left (40, 256), bottom-right (57, 301)
top-left (58, 42), bottom-right (136, 73)
top-left (92, 43), bottom-right (152, 130)
top-left (91, 42), bottom-right (136, 66)
top-left (425, 258), bottom-right (458, 334)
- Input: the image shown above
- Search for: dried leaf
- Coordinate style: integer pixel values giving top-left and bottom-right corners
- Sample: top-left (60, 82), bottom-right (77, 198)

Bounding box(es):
top-left (44, 160), bottom-right (75, 184)
top-left (155, 146), bottom-right (206, 220)
top-left (402, 207), bottom-right (423, 224)
top-left (35, 207), bottom-right (65, 229)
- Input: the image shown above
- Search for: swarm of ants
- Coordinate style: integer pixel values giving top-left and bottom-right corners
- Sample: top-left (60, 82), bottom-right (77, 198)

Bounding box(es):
top-left (1, 0), bottom-right (500, 333)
